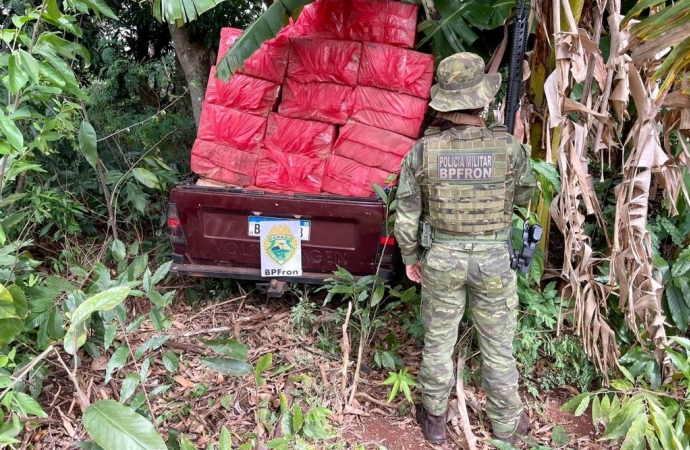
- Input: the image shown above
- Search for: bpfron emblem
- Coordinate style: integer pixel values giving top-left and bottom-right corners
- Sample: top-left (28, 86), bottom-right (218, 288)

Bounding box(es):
top-left (263, 224), bottom-right (297, 265)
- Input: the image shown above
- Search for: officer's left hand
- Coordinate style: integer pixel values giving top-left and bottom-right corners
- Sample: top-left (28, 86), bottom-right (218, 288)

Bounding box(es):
top-left (406, 262), bottom-right (422, 283)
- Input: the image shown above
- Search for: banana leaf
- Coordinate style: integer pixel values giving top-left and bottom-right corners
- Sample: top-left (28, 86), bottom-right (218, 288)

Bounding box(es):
top-left (215, 0), bottom-right (314, 81)
top-left (416, 0), bottom-right (516, 61)
top-left (154, 0), bottom-right (229, 25)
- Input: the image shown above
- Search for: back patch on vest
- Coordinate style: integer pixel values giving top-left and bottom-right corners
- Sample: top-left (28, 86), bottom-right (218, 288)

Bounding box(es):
top-left (437, 153), bottom-right (494, 181)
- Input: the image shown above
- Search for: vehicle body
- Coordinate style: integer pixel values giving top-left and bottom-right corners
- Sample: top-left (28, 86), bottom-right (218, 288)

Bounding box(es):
top-left (167, 178), bottom-right (399, 284)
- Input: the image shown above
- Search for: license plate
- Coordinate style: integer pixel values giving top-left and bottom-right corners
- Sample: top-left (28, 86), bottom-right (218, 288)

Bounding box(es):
top-left (248, 216), bottom-right (311, 241)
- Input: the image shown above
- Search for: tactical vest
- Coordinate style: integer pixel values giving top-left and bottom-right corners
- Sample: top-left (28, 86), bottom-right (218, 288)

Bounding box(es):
top-left (421, 125), bottom-right (516, 235)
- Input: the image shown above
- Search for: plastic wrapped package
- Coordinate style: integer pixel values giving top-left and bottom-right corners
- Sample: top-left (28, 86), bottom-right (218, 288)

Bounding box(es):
top-left (322, 155), bottom-right (396, 198)
top-left (287, 38), bottom-right (361, 86)
top-left (205, 66), bottom-right (279, 116)
top-left (350, 86), bottom-right (427, 138)
top-left (191, 139), bottom-right (258, 187)
top-left (197, 103), bottom-right (267, 153)
top-left (345, 0), bottom-right (419, 48)
top-left (358, 43), bottom-right (434, 98)
top-left (217, 27), bottom-right (294, 83)
top-left (293, 0), bottom-right (345, 39)
top-left (279, 78), bottom-right (353, 125)
top-left (264, 113), bottom-right (336, 158)
top-left (332, 122), bottom-right (414, 173)
top-left (254, 147), bottom-right (325, 193)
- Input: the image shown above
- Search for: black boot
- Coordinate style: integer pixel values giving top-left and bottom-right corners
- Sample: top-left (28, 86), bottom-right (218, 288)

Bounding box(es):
top-left (494, 411), bottom-right (530, 445)
top-left (415, 404), bottom-right (447, 444)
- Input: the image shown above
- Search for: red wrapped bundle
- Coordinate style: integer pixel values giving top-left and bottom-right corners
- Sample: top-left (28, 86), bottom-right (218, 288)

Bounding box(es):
top-left (279, 79), bottom-right (353, 125)
top-left (205, 66), bottom-right (279, 116)
top-left (217, 27), bottom-right (293, 84)
top-left (322, 155), bottom-right (396, 198)
top-left (197, 103), bottom-right (267, 153)
top-left (293, 0), bottom-right (345, 39)
top-left (345, 0), bottom-right (419, 48)
top-left (255, 147), bottom-right (325, 193)
top-left (350, 86), bottom-right (427, 138)
top-left (191, 139), bottom-right (257, 186)
top-left (264, 113), bottom-right (335, 158)
top-left (287, 38), bottom-right (361, 86)
top-left (358, 43), bottom-right (434, 98)
top-left (332, 122), bottom-right (414, 173)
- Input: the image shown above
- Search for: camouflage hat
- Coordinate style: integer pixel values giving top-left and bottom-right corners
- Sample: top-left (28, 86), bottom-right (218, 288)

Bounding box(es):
top-left (429, 53), bottom-right (502, 112)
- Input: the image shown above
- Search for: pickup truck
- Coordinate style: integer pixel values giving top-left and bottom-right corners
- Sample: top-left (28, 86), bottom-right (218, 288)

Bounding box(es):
top-left (166, 178), bottom-right (399, 285)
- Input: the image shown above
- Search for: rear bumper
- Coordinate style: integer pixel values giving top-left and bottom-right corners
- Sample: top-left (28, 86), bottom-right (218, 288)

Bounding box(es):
top-left (171, 263), bottom-right (394, 285)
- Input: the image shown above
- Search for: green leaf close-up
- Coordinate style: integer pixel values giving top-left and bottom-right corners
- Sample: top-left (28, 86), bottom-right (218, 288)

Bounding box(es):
top-left (83, 400), bottom-right (167, 450)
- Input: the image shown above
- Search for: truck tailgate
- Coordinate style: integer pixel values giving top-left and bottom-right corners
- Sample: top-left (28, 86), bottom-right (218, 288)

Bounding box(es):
top-left (169, 185), bottom-right (388, 279)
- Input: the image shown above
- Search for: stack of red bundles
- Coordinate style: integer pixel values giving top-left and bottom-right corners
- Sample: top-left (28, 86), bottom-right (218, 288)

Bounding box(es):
top-left (294, 0), bottom-right (345, 39)
top-left (358, 43), bottom-right (434, 98)
top-left (322, 155), bottom-right (396, 198)
top-left (217, 27), bottom-right (293, 84)
top-left (332, 122), bottom-right (414, 173)
top-left (191, 140), bottom-right (258, 187)
top-left (350, 86), bottom-right (427, 138)
top-left (205, 66), bottom-right (279, 117)
top-left (197, 103), bottom-right (267, 153)
top-left (255, 147), bottom-right (325, 194)
top-left (264, 113), bottom-right (336, 158)
top-left (287, 37), bottom-right (361, 86)
top-left (345, 0), bottom-right (419, 48)
top-left (279, 79), bottom-right (353, 125)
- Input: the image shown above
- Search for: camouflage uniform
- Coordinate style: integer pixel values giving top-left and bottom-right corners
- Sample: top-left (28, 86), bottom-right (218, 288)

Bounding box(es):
top-left (394, 53), bottom-right (537, 438)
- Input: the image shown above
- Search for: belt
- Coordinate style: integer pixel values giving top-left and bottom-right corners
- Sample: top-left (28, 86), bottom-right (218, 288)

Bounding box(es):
top-left (432, 229), bottom-right (510, 242)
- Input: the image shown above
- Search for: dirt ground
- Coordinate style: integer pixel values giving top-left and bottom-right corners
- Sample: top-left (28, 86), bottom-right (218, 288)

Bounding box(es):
top-left (24, 285), bottom-right (604, 449)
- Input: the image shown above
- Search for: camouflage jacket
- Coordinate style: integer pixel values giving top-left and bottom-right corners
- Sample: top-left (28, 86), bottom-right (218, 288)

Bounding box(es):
top-left (393, 124), bottom-right (537, 265)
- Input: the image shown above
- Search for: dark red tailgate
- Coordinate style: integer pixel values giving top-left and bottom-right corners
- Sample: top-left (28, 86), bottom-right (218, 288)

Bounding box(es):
top-left (169, 185), bottom-right (388, 278)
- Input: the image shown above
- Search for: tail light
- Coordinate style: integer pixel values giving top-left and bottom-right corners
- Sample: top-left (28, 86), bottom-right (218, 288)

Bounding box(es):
top-left (167, 203), bottom-right (187, 245)
top-left (376, 225), bottom-right (397, 265)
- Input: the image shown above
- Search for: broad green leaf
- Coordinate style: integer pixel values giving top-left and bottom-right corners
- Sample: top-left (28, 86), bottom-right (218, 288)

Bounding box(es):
top-left (591, 395), bottom-right (601, 428)
top-left (119, 373), bottom-right (140, 403)
top-left (551, 425), bottom-right (571, 447)
top-left (78, 121), bottom-right (99, 171)
top-left (105, 346), bottom-right (129, 384)
top-left (162, 352), bottom-right (179, 372)
top-left (150, 261), bottom-right (172, 285)
top-left (46, 0), bottom-right (62, 20)
top-left (17, 50), bottom-right (40, 83)
top-left (292, 403), bottom-right (304, 432)
top-left (646, 428), bottom-right (663, 450)
top-left (0, 223), bottom-right (5, 245)
top-left (83, 399), bottom-right (166, 450)
top-left (280, 412), bottom-right (293, 437)
top-left (665, 348), bottom-right (690, 380)
top-left (486, 440), bottom-right (519, 450)
top-left (111, 240), bottom-right (126, 262)
top-left (561, 393), bottom-right (590, 413)
top-left (153, 0), bottom-right (229, 24)
top-left (0, 115), bottom-right (24, 150)
top-left (11, 392), bottom-right (47, 418)
top-left (71, 287), bottom-right (130, 325)
top-left (620, 414), bottom-right (647, 450)
top-left (602, 398), bottom-right (645, 441)
top-left (198, 338), bottom-right (248, 361)
top-left (255, 353), bottom-right (273, 383)
top-left (303, 423), bottom-right (336, 440)
top-left (218, 427), bottom-right (232, 450)
top-left (371, 281), bottom-right (385, 307)
top-left (372, 184), bottom-right (387, 203)
top-left (63, 321), bottom-right (87, 355)
top-left (132, 168), bottom-right (160, 189)
top-left (134, 336), bottom-right (170, 359)
top-left (8, 54), bottom-right (29, 94)
top-left (650, 408), bottom-right (684, 450)
top-left (77, 0), bottom-right (118, 19)
top-left (6, 285), bottom-right (28, 319)
top-left (179, 434), bottom-right (195, 450)
top-left (200, 357), bottom-right (252, 376)
top-left (666, 285), bottom-right (690, 330)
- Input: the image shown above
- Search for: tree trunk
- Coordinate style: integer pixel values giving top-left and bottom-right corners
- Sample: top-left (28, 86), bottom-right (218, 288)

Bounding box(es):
top-left (168, 23), bottom-right (213, 125)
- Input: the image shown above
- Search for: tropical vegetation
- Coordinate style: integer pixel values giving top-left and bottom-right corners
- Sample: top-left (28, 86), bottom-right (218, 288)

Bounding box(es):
top-left (0, 0), bottom-right (689, 448)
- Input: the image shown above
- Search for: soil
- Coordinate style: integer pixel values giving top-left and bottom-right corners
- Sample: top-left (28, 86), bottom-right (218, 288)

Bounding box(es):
top-left (23, 283), bottom-right (603, 449)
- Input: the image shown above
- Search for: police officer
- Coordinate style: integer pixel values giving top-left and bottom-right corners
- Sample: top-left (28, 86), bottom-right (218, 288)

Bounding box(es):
top-left (394, 52), bottom-right (536, 444)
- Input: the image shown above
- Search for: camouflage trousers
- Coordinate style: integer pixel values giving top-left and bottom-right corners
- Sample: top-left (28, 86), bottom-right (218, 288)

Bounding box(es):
top-left (419, 240), bottom-right (523, 437)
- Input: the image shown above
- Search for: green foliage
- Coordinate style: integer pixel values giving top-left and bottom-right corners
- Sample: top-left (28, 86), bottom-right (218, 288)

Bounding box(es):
top-left (83, 400), bottom-right (166, 450)
top-left (382, 368), bottom-right (417, 403)
top-left (563, 340), bottom-right (690, 449)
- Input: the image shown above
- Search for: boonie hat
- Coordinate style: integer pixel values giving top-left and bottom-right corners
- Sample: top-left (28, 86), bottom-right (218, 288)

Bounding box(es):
top-left (429, 52), bottom-right (502, 112)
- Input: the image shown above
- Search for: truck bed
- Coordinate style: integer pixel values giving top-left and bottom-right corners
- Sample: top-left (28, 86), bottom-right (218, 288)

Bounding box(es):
top-left (168, 183), bottom-right (398, 284)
